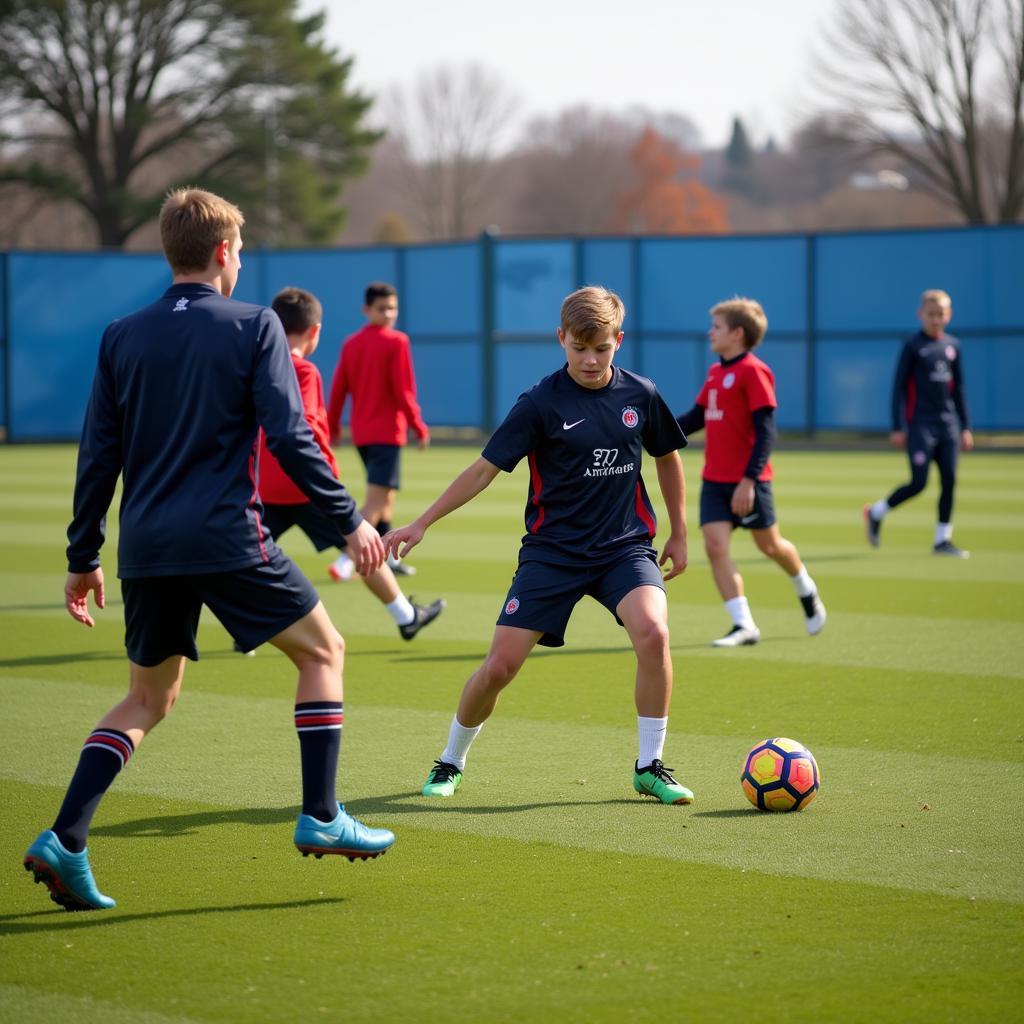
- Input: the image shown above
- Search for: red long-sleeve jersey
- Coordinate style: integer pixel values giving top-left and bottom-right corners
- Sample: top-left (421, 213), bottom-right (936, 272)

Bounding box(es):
top-left (326, 324), bottom-right (429, 446)
top-left (259, 354), bottom-right (339, 505)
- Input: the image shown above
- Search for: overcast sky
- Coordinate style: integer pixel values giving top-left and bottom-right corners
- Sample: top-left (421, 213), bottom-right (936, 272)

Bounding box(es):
top-left (310, 0), bottom-right (841, 147)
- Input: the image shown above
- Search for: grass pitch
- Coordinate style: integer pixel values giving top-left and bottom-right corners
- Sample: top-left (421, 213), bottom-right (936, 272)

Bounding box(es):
top-left (1, 443), bottom-right (1022, 1023)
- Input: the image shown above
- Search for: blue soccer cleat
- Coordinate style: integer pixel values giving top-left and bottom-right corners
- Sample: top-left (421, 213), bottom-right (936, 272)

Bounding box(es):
top-left (293, 803), bottom-right (395, 862)
top-left (23, 830), bottom-right (116, 911)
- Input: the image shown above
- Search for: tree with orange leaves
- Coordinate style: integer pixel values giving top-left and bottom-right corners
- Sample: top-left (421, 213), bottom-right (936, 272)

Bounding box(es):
top-left (609, 127), bottom-right (728, 234)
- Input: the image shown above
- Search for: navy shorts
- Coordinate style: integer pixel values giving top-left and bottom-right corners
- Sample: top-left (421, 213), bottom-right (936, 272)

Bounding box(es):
top-left (496, 547), bottom-right (664, 648)
top-left (121, 548), bottom-right (319, 666)
top-left (700, 479), bottom-right (777, 529)
top-left (357, 444), bottom-right (401, 489)
top-left (262, 502), bottom-right (346, 553)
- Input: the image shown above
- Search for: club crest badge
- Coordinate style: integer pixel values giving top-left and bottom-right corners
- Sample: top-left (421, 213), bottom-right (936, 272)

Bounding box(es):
top-left (505, 597), bottom-right (520, 615)
top-left (621, 406), bottom-right (639, 428)
top-left (945, 345), bottom-right (956, 361)
top-left (723, 372), bottom-right (736, 389)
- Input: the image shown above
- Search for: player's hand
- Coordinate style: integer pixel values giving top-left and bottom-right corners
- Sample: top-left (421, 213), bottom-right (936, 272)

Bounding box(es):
top-left (65, 568), bottom-right (105, 627)
top-left (961, 429), bottom-right (974, 452)
top-left (418, 435), bottom-right (430, 451)
top-left (384, 522), bottom-right (425, 560)
top-left (343, 520), bottom-right (386, 577)
top-left (889, 431), bottom-right (906, 448)
top-left (659, 534), bottom-right (688, 581)
top-left (730, 478), bottom-right (756, 517)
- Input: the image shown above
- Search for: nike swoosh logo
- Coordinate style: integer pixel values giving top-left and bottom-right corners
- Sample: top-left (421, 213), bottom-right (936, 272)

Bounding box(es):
top-left (740, 513), bottom-right (758, 524)
top-left (563, 419), bottom-right (585, 430)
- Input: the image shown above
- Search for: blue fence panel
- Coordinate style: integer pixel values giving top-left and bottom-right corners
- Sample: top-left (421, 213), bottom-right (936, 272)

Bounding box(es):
top-left (581, 239), bottom-right (634, 312)
top-left (639, 337), bottom-right (707, 416)
top-left (495, 342), bottom-right (560, 417)
top-left (763, 338), bottom-right (809, 431)
top-left (815, 338), bottom-right (904, 430)
top-left (412, 341), bottom-right (483, 427)
top-left (8, 252), bottom-right (169, 440)
top-left (815, 227), bottom-right (1024, 332)
top-left (494, 240), bottom-right (574, 335)
top-left (402, 243), bottom-right (481, 335)
top-left (966, 335), bottom-right (1024, 430)
top-left (639, 236), bottom-right (808, 333)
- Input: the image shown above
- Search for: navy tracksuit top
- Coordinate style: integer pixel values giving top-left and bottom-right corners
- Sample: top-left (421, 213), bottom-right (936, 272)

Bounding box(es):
top-left (67, 283), bottom-right (362, 578)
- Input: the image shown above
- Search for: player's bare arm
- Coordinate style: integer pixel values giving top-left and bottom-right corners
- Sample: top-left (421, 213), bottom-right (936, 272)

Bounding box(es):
top-left (65, 568), bottom-right (105, 628)
top-left (386, 456), bottom-right (501, 558)
top-left (654, 452), bottom-right (688, 580)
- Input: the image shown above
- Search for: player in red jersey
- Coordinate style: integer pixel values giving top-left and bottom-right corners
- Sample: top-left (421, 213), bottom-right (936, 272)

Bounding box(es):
top-left (256, 288), bottom-right (444, 644)
top-left (677, 298), bottom-right (825, 647)
top-left (325, 282), bottom-right (429, 580)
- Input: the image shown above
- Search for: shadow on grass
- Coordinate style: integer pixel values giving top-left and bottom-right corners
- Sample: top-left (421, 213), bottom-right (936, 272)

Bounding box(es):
top-left (0, 896), bottom-right (345, 936)
top-left (690, 809), bottom-right (759, 819)
top-left (91, 806), bottom-right (297, 838)
top-left (0, 602), bottom-right (66, 612)
top-left (0, 650), bottom-right (123, 668)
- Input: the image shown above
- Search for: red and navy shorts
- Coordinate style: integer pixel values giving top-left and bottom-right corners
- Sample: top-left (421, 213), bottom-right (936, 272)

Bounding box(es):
top-left (121, 548), bottom-right (319, 666)
top-left (495, 546), bottom-right (664, 648)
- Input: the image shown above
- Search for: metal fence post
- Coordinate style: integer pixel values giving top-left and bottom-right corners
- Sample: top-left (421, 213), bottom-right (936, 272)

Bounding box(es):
top-left (480, 228), bottom-right (497, 432)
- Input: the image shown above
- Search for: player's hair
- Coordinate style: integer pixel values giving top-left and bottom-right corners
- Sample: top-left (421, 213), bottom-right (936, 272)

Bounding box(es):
top-left (272, 287), bottom-right (323, 336)
top-left (920, 288), bottom-right (952, 308)
top-left (159, 188), bottom-right (244, 274)
top-left (711, 297), bottom-right (768, 350)
top-left (365, 281), bottom-right (398, 306)
top-left (560, 286), bottom-right (625, 342)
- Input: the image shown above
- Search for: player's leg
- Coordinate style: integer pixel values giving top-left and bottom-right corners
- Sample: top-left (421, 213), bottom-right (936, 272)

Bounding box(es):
top-left (866, 424), bottom-right (932, 545)
top-left (423, 625), bottom-right (541, 797)
top-left (360, 561), bottom-right (445, 639)
top-left (751, 522), bottom-right (826, 636)
top-left (269, 602), bottom-right (395, 859)
top-left (932, 433), bottom-right (967, 557)
top-left (614, 581), bottom-right (693, 805)
top-left (703, 519), bottom-right (759, 646)
top-left (25, 577), bottom-right (198, 911)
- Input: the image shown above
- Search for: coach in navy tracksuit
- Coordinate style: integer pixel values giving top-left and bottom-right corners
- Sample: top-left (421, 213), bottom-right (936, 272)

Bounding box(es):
top-left (864, 289), bottom-right (973, 557)
top-left (23, 189), bottom-right (394, 914)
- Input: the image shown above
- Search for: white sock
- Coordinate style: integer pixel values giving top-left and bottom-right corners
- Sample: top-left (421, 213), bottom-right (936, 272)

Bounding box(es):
top-left (725, 596), bottom-right (756, 629)
top-left (385, 594), bottom-right (415, 626)
top-left (440, 716), bottom-right (482, 771)
top-left (870, 499), bottom-right (889, 520)
top-left (386, 553), bottom-right (402, 568)
top-left (935, 523), bottom-right (953, 545)
top-left (790, 566), bottom-right (815, 598)
top-left (638, 716), bottom-right (668, 768)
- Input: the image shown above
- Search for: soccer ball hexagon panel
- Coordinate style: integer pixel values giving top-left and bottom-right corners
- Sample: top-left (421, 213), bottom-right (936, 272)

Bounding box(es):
top-left (741, 737), bottom-right (820, 812)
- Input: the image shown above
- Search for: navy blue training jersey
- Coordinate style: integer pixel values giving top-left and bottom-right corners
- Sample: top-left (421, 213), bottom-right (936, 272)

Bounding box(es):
top-left (891, 330), bottom-right (970, 431)
top-left (67, 282), bottom-right (362, 578)
top-left (482, 365), bottom-right (687, 566)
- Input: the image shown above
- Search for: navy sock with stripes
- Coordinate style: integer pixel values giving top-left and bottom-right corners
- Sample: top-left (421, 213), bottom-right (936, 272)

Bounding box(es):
top-left (52, 729), bottom-right (135, 853)
top-left (295, 701), bottom-right (343, 823)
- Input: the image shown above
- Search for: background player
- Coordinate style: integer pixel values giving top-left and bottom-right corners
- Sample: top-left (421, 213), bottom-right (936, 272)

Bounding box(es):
top-left (385, 286), bottom-right (695, 806)
top-left (256, 286), bottom-right (444, 643)
top-left (676, 297), bottom-right (826, 647)
top-left (23, 189), bottom-right (394, 913)
top-left (326, 281), bottom-right (429, 580)
top-left (864, 289), bottom-right (973, 557)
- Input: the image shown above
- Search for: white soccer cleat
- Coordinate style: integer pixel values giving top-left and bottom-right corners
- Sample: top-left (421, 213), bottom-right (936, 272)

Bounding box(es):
top-left (801, 591), bottom-right (827, 636)
top-left (327, 555), bottom-right (355, 582)
top-left (712, 625), bottom-right (761, 647)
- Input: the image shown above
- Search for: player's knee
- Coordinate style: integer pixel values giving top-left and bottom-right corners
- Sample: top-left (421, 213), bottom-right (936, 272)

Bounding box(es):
top-left (481, 654), bottom-right (519, 689)
top-left (704, 534), bottom-right (728, 560)
top-left (633, 617), bottom-right (670, 661)
top-left (128, 686), bottom-right (178, 723)
top-left (754, 534), bottom-right (778, 557)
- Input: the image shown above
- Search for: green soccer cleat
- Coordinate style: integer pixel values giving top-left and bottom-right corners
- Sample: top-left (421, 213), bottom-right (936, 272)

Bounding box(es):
top-left (422, 759), bottom-right (462, 797)
top-left (633, 760), bottom-right (694, 805)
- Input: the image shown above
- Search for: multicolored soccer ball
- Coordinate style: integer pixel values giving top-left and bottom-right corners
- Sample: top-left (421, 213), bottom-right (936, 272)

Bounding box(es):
top-left (741, 737), bottom-right (820, 812)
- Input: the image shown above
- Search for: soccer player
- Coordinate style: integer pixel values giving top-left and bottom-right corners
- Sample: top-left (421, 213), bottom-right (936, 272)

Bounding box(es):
top-left (676, 297), bottom-right (826, 647)
top-left (325, 282), bottom-right (429, 580)
top-left (386, 286), bottom-right (695, 806)
top-left (23, 189), bottom-right (395, 913)
top-left (255, 286), bottom-right (444, 643)
top-left (864, 289), bottom-right (973, 557)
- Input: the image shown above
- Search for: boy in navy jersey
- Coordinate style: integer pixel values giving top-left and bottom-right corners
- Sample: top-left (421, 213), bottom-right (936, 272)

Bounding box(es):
top-left (864, 290), bottom-right (973, 557)
top-left (676, 298), bottom-right (826, 647)
top-left (23, 189), bottom-right (394, 913)
top-left (386, 287), bottom-right (695, 806)
top-left (256, 287), bottom-right (444, 642)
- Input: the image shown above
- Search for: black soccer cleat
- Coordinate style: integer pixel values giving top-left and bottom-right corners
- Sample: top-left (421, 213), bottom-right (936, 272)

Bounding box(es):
top-left (933, 540), bottom-right (969, 558)
top-left (800, 591), bottom-right (827, 636)
top-left (863, 504), bottom-right (881, 548)
top-left (399, 598), bottom-right (446, 640)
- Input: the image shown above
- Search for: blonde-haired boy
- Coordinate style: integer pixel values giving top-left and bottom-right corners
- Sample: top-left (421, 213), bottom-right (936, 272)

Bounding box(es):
top-left (387, 286), bottom-right (696, 805)
top-left (864, 289), bottom-right (973, 556)
top-left (677, 297), bottom-right (826, 646)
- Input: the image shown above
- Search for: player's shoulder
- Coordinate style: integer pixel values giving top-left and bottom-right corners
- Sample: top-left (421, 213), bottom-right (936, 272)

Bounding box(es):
top-left (740, 351), bottom-right (773, 375)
